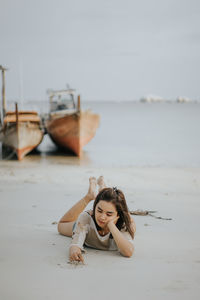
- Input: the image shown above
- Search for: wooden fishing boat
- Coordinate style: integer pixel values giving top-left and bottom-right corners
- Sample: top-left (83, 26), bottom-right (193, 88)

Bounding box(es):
top-left (0, 65), bottom-right (44, 160)
top-left (45, 89), bottom-right (100, 156)
top-left (0, 104), bottom-right (44, 160)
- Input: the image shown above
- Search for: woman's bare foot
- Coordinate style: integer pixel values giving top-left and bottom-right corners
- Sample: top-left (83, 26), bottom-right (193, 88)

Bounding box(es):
top-left (97, 176), bottom-right (106, 192)
top-left (87, 177), bottom-right (97, 200)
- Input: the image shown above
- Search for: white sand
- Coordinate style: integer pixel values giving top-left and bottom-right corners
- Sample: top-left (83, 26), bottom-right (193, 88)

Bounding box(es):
top-left (0, 161), bottom-right (200, 299)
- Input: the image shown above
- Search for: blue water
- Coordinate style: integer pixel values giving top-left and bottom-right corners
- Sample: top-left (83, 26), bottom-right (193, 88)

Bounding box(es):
top-left (81, 102), bottom-right (200, 167)
top-left (1, 102), bottom-right (200, 167)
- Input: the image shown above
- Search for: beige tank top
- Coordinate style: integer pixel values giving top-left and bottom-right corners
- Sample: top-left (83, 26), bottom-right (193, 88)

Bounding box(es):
top-left (70, 211), bottom-right (134, 251)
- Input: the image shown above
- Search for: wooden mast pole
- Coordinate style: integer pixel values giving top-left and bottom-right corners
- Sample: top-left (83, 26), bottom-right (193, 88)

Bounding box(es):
top-left (77, 95), bottom-right (81, 112)
top-left (2, 68), bottom-right (6, 117)
top-left (15, 102), bottom-right (19, 159)
top-left (0, 65), bottom-right (8, 120)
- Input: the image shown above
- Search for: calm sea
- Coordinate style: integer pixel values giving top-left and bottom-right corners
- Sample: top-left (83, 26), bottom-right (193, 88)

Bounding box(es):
top-left (1, 101), bottom-right (200, 167)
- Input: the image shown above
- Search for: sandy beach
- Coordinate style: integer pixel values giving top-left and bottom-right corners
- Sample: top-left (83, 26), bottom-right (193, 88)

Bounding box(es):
top-left (0, 158), bottom-right (200, 299)
top-left (1, 0), bottom-right (200, 296)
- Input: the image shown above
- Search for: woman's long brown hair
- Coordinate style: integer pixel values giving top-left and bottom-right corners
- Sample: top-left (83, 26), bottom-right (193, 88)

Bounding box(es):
top-left (92, 187), bottom-right (134, 239)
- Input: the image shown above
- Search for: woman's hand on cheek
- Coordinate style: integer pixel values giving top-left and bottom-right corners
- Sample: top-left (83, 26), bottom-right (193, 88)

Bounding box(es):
top-left (107, 215), bottom-right (119, 228)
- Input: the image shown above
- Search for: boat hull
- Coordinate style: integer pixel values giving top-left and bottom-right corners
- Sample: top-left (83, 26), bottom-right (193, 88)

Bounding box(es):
top-left (0, 122), bottom-right (43, 160)
top-left (46, 110), bottom-right (100, 156)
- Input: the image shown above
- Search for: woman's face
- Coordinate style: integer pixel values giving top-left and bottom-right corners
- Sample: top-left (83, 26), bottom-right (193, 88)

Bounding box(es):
top-left (95, 200), bottom-right (118, 229)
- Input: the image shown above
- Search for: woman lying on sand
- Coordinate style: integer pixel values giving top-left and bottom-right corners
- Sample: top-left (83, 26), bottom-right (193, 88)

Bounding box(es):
top-left (58, 176), bottom-right (136, 262)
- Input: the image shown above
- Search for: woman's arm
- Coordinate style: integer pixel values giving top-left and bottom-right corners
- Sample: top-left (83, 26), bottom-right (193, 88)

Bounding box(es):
top-left (69, 212), bottom-right (90, 262)
top-left (108, 219), bottom-right (134, 257)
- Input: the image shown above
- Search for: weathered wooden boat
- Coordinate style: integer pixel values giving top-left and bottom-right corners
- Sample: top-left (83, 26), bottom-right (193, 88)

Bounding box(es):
top-left (0, 65), bottom-right (43, 160)
top-left (45, 89), bottom-right (100, 156)
top-left (0, 104), bottom-right (44, 160)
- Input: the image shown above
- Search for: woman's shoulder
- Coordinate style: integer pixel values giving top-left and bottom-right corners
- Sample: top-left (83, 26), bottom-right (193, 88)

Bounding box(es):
top-left (86, 209), bottom-right (93, 216)
top-left (77, 210), bottom-right (92, 225)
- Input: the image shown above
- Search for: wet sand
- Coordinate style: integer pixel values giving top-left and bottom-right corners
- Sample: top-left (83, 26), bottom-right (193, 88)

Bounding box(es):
top-left (0, 161), bottom-right (200, 299)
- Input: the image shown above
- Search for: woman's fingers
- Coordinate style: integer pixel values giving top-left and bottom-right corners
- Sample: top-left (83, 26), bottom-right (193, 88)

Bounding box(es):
top-left (70, 252), bottom-right (84, 263)
top-left (69, 246), bottom-right (84, 263)
top-left (78, 253), bottom-right (84, 262)
top-left (70, 254), bottom-right (79, 261)
top-left (112, 215), bottom-right (119, 224)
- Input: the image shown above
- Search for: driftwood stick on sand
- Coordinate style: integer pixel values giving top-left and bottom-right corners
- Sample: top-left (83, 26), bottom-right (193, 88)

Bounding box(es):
top-left (130, 210), bottom-right (172, 221)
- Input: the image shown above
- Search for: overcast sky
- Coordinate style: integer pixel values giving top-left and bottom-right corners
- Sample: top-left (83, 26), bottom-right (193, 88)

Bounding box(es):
top-left (0, 0), bottom-right (200, 101)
